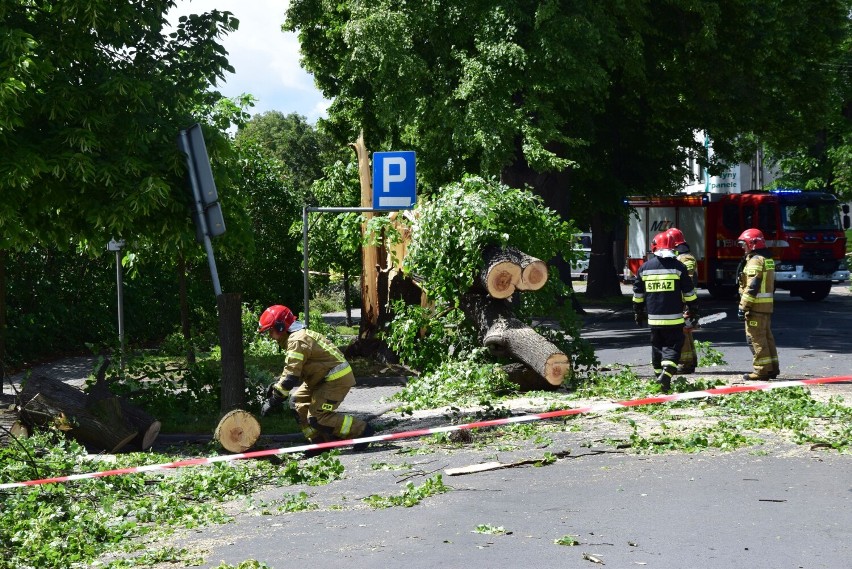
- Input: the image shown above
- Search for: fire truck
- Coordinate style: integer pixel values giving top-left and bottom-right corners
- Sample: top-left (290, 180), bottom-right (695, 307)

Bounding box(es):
top-left (625, 190), bottom-right (850, 301)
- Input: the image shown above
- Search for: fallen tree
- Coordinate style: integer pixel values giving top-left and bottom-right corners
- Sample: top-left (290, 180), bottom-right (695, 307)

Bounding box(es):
top-left (460, 292), bottom-right (569, 386)
top-left (10, 373), bottom-right (161, 452)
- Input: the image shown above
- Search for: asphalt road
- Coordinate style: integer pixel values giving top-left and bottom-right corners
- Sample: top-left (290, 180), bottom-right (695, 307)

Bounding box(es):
top-left (143, 284), bottom-right (852, 569)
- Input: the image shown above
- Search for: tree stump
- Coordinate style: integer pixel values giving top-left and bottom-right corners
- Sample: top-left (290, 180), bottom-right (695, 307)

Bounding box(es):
top-left (214, 409), bottom-right (261, 453)
top-left (460, 293), bottom-right (569, 386)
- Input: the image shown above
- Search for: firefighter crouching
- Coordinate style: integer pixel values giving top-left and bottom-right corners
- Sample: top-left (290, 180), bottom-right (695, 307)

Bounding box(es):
top-left (257, 305), bottom-right (374, 452)
top-left (737, 229), bottom-right (780, 380)
top-left (633, 231), bottom-right (699, 393)
top-left (666, 227), bottom-right (698, 374)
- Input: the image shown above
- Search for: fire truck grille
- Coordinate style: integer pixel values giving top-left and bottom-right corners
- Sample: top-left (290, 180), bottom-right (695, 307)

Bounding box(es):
top-left (799, 249), bottom-right (838, 275)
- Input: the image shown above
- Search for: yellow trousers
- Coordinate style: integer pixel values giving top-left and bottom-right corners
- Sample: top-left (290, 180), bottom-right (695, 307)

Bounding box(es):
top-left (290, 372), bottom-right (367, 442)
top-left (744, 312), bottom-right (779, 377)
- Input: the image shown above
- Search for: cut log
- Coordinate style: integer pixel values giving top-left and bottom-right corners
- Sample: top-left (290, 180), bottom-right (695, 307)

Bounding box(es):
top-left (502, 363), bottom-right (560, 392)
top-left (477, 247), bottom-right (522, 299)
top-left (19, 375), bottom-right (139, 453)
top-left (87, 361), bottom-right (161, 450)
top-left (515, 252), bottom-right (548, 292)
top-left (214, 409), bottom-right (261, 452)
top-left (22, 392), bottom-right (137, 452)
top-left (460, 293), bottom-right (569, 386)
top-left (0, 405), bottom-right (28, 448)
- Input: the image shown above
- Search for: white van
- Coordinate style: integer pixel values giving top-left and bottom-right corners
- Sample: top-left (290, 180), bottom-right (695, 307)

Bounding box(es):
top-left (570, 232), bottom-right (592, 279)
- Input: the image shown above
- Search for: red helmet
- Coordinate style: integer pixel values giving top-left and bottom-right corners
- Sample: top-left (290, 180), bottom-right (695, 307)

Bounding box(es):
top-left (666, 227), bottom-right (686, 247)
top-left (258, 305), bottom-right (296, 333)
top-left (737, 228), bottom-right (765, 251)
top-left (651, 231), bottom-right (674, 254)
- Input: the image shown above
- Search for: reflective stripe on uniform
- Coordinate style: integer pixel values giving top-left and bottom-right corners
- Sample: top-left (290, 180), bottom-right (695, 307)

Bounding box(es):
top-left (648, 312), bottom-right (685, 326)
top-left (306, 329), bottom-right (346, 363)
top-left (287, 351), bottom-right (305, 361)
top-left (339, 415), bottom-right (353, 436)
top-left (326, 362), bottom-right (352, 381)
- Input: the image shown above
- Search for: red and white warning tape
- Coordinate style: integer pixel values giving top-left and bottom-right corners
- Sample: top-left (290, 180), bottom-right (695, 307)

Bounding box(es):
top-left (1, 375), bottom-right (849, 490)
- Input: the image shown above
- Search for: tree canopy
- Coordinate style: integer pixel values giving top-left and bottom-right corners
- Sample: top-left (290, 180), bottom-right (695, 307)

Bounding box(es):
top-left (284, 0), bottom-right (849, 294)
top-left (0, 0), bottom-right (238, 252)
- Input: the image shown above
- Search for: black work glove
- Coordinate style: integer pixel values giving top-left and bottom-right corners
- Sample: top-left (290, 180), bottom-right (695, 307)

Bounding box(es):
top-left (685, 308), bottom-right (699, 329)
top-left (260, 383), bottom-right (289, 417)
top-left (634, 309), bottom-right (647, 328)
top-left (737, 308), bottom-right (746, 321)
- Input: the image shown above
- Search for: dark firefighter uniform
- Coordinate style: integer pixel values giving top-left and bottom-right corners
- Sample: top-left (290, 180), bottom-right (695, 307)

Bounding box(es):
top-left (276, 328), bottom-right (369, 443)
top-left (676, 250), bottom-right (698, 373)
top-left (738, 249), bottom-right (779, 379)
top-left (633, 255), bottom-right (699, 391)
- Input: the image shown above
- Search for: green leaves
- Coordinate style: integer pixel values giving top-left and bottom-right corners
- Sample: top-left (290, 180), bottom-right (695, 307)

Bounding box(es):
top-left (402, 175), bottom-right (574, 306)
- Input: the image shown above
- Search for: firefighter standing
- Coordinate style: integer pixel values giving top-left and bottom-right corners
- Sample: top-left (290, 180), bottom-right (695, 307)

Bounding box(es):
top-left (666, 228), bottom-right (698, 374)
top-left (633, 231), bottom-right (699, 392)
top-left (257, 305), bottom-right (374, 449)
top-left (736, 229), bottom-right (780, 380)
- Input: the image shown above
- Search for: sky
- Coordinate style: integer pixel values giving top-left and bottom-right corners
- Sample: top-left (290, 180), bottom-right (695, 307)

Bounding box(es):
top-left (167, 0), bottom-right (330, 123)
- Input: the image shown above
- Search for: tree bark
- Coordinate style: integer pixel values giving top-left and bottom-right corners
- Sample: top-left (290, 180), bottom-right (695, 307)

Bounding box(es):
top-left (214, 409), bottom-right (261, 452)
top-left (217, 292), bottom-right (245, 413)
top-left (502, 363), bottom-right (560, 392)
top-left (459, 293), bottom-right (569, 386)
top-left (0, 405), bottom-right (28, 448)
top-left (178, 250), bottom-right (196, 364)
top-left (351, 131), bottom-right (380, 339)
top-left (19, 376), bottom-right (138, 452)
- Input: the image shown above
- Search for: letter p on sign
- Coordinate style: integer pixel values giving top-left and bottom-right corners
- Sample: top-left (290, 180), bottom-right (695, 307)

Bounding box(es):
top-left (373, 151), bottom-right (416, 210)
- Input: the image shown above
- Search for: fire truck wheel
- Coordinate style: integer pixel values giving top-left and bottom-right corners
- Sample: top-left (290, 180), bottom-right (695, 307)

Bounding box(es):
top-left (798, 282), bottom-right (832, 302)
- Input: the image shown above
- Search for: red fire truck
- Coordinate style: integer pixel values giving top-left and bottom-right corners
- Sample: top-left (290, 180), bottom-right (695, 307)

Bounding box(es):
top-left (625, 190), bottom-right (850, 301)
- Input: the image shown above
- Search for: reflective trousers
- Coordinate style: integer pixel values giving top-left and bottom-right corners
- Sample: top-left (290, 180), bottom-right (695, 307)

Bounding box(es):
top-left (650, 326), bottom-right (684, 381)
top-left (744, 312), bottom-right (779, 377)
top-left (290, 371), bottom-right (367, 443)
top-left (679, 328), bottom-right (696, 370)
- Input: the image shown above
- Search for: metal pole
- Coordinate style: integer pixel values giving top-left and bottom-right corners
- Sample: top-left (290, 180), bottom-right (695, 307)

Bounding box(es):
top-left (179, 129), bottom-right (222, 297)
top-left (115, 249), bottom-right (125, 357)
top-left (303, 205), bottom-right (310, 328)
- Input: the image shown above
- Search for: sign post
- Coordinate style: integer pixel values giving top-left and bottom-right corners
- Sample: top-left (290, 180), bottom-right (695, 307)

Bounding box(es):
top-left (177, 123), bottom-right (225, 296)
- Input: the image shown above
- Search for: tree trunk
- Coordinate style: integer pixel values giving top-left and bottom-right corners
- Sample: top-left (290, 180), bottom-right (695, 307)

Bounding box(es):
top-left (477, 247), bottom-right (522, 299)
top-left (459, 293), bottom-right (569, 386)
top-left (585, 213), bottom-right (624, 299)
top-left (0, 405), bottom-right (28, 448)
top-left (343, 266), bottom-right (353, 326)
top-left (178, 250), bottom-right (196, 364)
top-left (214, 409), bottom-right (261, 452)
top-left (502, 363), bottom-right (560, 392)
top-left (217, 293), bottom-right (245, 413)
top-left (19, 376), bottom-right (138, 452)
top-left (514, 250), bottom-right (548, 291)
top-left (0, 249), bottom-right (6, 394)
top-left (351, 131), bottom-right (380, 339)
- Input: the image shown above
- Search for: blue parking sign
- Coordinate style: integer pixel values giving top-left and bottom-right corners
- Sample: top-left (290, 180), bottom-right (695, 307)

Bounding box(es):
top-left (373, 151), bottom-right (416, 210)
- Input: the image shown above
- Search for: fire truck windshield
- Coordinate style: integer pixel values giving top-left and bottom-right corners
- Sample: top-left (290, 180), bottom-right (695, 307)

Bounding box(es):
top-left (780, 202), bottom-right (842, 231)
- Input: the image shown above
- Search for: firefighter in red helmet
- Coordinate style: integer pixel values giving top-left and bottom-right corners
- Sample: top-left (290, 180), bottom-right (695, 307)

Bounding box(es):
top-left (666, 227), bottom-right (698, 374)
top-left (257, 305), bottom-right (374, 451)
top-left (633, 231), bottom-right (699, 392)
top-left (736, 229), bottom-right (779, 380)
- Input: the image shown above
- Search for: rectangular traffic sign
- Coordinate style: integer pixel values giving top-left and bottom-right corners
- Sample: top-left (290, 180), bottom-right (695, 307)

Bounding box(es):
top-left (373, 151), bottom-right (416, 209)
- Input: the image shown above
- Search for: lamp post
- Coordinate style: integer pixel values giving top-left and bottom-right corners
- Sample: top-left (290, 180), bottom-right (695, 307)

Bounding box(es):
top-left (107, 238), bottom-right (126, 359)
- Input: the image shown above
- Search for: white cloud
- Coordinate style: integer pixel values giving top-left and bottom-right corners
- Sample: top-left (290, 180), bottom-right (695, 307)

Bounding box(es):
top-left (167, 0), bottom-right (330, 123)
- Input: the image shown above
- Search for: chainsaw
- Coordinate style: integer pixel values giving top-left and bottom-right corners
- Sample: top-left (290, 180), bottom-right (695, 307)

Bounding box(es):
top-left (684, 311), bottom-right (726, 331)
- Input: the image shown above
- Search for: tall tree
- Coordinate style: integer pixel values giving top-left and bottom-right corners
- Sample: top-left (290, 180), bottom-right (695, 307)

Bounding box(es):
top-left (0, 1), bottom-right (239, 374)
top-left (284, 0), bottom-right (848, 296)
